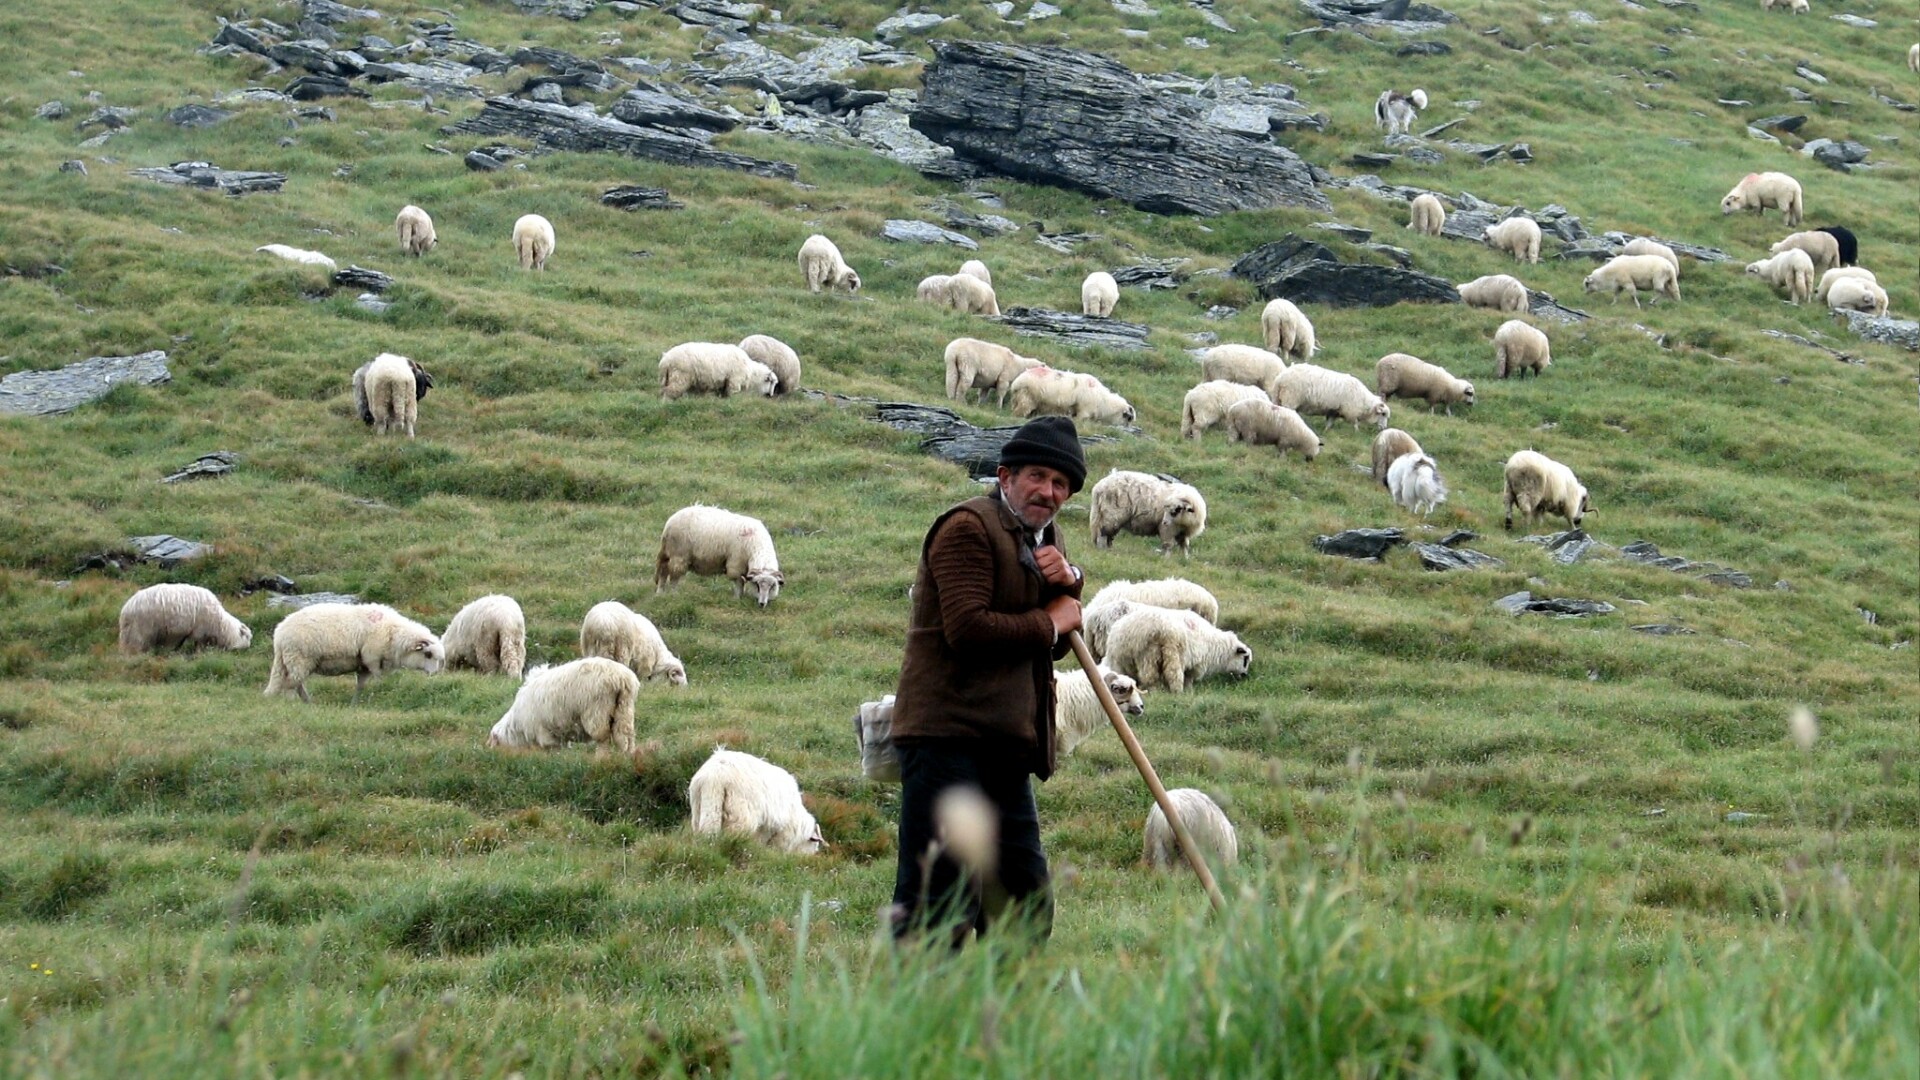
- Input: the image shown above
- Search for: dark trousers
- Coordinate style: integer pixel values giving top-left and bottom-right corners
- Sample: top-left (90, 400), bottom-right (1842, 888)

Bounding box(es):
top-left (889, 740), bottom-right (1052, 947)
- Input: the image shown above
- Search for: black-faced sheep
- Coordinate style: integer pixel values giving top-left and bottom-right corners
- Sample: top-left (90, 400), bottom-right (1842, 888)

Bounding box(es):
top-left (946, 337), bottom-right (1043, 408)
top-left (1269, 364), bottom-right (1392, 432)
top-left (1375, 352), bottom-right (1474, 416)
top-left (487, 658), bottom-right (638, 754)
top-left (1180, 380), bottom-right (1269, 439)
top-left (1088, 470), bottom-right (1208, 557)
top-left (1259, 298), bottom-right (1317, 361)
top-left (738, 335), bottom-right (801, 396)
top-left (1224, 399), bottom-right (1322, 461)
top-left (580, 600), bottom-right (686, 685)
top-left (1007, 365), bottom-right (1136, 426)
top-left (1100, 606), bottom-right (1251, 693)
top-left (440, 594), bottom-right (526, 679)
top-left (264, 602), bottom-right (443, 704)
top-left (655, 505), bottom-right (784, 608)
top-left (1493, 319), bottom-right (1552, 379)
top-left (1720, 172), bottom-right (1803, 227)
top-left (798, 233), bottom-right (859, 293)
top-left (512, 214), bottom-right (555, 271)
top-left (118, 583), bottom-right (252, 655)
top-left (659, 343), bottom-right (779, 400)
top-left (1082, 271), bottom-right (1119, 317)
top-left (1054, 665), bottom-right (1145, 756)
top-left (688, 748), bottom-right (825, 853)
top-left (1143, 788), bottom-right (1238, 871)
top-left (1502, 450), bottom-right (1591, 532)
top-left (396, 205), bottom-right (436, 257)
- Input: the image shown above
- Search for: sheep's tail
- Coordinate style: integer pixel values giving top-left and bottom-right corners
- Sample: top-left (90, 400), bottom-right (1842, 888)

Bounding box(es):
top-left (264, 650), bottom-right (290, 696)
top-left (499, 633), bottom-right (526, 681)
top-left (609, 678), bottom-right (636, 753)
top-left (692, 781), bottom-right (726, 834)
top-left (945, 358), bottom-right (964, 401)
top-left (1180, 399), bottom-right (1197, 439)
top-left (654, 548), bottom-right (672, 590)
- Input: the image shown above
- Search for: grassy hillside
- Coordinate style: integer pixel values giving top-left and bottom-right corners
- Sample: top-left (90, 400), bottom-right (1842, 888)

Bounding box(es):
top-left (1, 0), bottom-right (1915, 1075)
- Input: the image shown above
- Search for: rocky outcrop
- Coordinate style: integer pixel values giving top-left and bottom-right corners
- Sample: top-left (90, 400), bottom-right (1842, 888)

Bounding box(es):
top-left (991, 308), bottom-right (1154, 350)
top-left (1314, 528), bottom-right (1407, 560)
top-left (0, 351), bottom-right (172, 416)
top-left (1493, 592), bottom-right (1615, 616)
top-left (1298, 0), bottom-right (1459, 33)
top-left (1231, 235), bottom-right (1458, 307)
top-left (1836, 311), bottom-right (1918, 351)
top-left (131, 161), bottom-right (286, 195)
top-left (444, 97), bottom-right (796, 178)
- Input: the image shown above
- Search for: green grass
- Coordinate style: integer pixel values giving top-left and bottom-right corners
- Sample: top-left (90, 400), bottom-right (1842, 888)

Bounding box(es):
top-left (1, 0), bottom-right (1916, 1074)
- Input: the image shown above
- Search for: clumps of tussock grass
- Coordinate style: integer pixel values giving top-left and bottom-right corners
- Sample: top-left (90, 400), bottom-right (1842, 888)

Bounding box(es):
top-left (366, 878), bottom-right (611, 956)
top-left (9, 851), bottom-right (115, 921)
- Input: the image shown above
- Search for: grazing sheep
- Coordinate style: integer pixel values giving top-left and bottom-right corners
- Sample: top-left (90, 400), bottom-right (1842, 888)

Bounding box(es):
top-left (1086, 578), bottom-right (1220, 625)
top-left (1259, 298), bottom-right (1317, 361)
top-left (1181, 380), bottom-right (1269, 439)
top-left (1493, 319), bottom-right (1552, 380)
top-left (1746, 248), bottom-right (1817, 305)
top-left (117, 583), bottom-right (251, 655)
top-left (1582, 254), bottom-right (1680, 308)
top-left (1370, 427), bottom-right (1422, 486)
top-left (1100, 606), bottom-right (1251, 693)
top-left (1457, 274), bottom-right (1529, 313)
top-left (512, 213), bottom-right (555, 271)
top-left (655, 505), bottom-right (784, 608)
top-left (1374, 88), bottom-right (1428, 135)
top-left (942, 272), bottom-right (1001, 316)
top-left (1770, 231), bottom-right (1840, 274)
top-left (1720, 172), bottom-right (1804, 227)
top-left (1816, 226), bottom-right (1858, 267)
top-left (1826, 277), bottom-right (1889, 316)
top-left (1814, 266), bottom-right (1877, 306)
top-left (263, 603), bottom-right (443, 704)
top-left (1483, 216), bottom-right (1543, 264)
top-left (1912, 42), bottom-right (1919, 73)
top-left (688, 748), bottom-right (824, 854)
top-left (917, 274), bottom-right (955, 304)
top-left (440, 594), bottom-right (526, 679)
top-left (1387, 452), bottom-right (1448, 516)
top-left (738, 334), bottom-right (801, 395)
top-left (1143, 788), bottom-right (1238, 870)
top-left (1761, 0), bottom-right (1808, 12)
top-left (1081, 598), bottom-right (1152, 660)
top-left (946, 337), bottom-right (1043, 407)
top-left (1621, 237), bottom-right (1680, 276)
top-left (256, 243), bottom-right (338, 272)
top-left (958, 259), bottom-right (992, 287)
top-left (395, 205), bottom-right (436, 256)
top-left (659, 342), bottom-right (778, 400)
top-left (1200, 343), bottom-right (1288, 389)
top-left (1224, 399), bottom-right (1323, 461)
top-left (798, 233), bottom-right (860, 294)
top-left (1375, 352), bottom-right (1474, 416)
top-left (579, 600), bottom-right (686, 686)
top-left (355, 352), bottom-right (421, 437)
top-left (1089, 470), bottom-right (1208, 557)
top-left (1407, 193), bottom-right (1446, 237)
top-left (1082, 271), bottom-right (1120, 317)
top-left (1007, 365), bottom-right (1136, 426)
top-left (1269, 364), bottom-right (1392, 431)
top-left (353, 355), bottom-right (431, 426)
top-left (1502, 450), bottom-right (1591, 532)
top-left (487, 658), bottom-right (638, 754)
top-left (1053, 665), bottom-right (1145, 756)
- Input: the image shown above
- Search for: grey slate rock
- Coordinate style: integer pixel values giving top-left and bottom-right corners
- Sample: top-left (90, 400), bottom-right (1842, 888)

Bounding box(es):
top-left (1619, 540), bottom-right (1753, 585)
top-left (1528, 289), bottom-right (1591, 324)
top-left (128, 535), bottom-right (215, 567)
top-left (1544, 528), bottom-right (1596, 564)
top-left (333, 265), bottom-right (394, 292)
top-left (1311, 221), bottom-right (1373, 242)
top-left (465, 150), bottom-right (505, 170)
top-left (882, 220), bottom-right (979, 248)
top-left (1253, 258), bottom-right (1460, 308)
top-left (60, 160), bottom-right (88, 175)
top-left (161, 451), bottom-right (239, 484)
top-left (1109, 258), bottom-right (1191, 289)
top-left (0, 350), bottom-right (172, 417)
top-left (1438, 529), bottom-right (1477, 547)
top-left (132, 160), bottom-right (288, 195)
top-left (1837, 311), bottom-right (1918, 351)
top-left (270, 591), bottom-right (363, 608)
top-left (1362, 243), bottom-right (1414, 267)
top-left (355, 294), bottom-right (390, 314)
top-left (991, 307), bottom-right (1154, 349)
top-left (1750, 114), bottom-right (1807, 133)
top-left (1493, 591), bottom-right (1616, 616)
top-left (240, 574), bottom-right (299, 595)
top-left (1397, 41), bottom-right (1451, 55)
top-left (445, 97), bottom-right (797, 178)
top-left (876, 12), bottom-right (950, 39)
top-left (942, 206), bottom-right (1022, 236)
top-left (168, 104), bottom-right (235, 127)
top-left (1828, 13), bottom-right (1875, 27)
top-left (1808, 138), bottom-right (1870, 170)
top-left (37, 101), bottom-right (68, 120)
top-left (1299, 0), bottom-right (1458, 33)
top-left (1631, 624), bottom-right (1697, 636)
top-left (303, 0), bottom-right (382, 24)
top-left (287, 73), bottom-right (365, 100)
top-left (611, 85), bottom-right (739, 132)
top-left (1314, 528), bottom-right (1407, 560)
top-left (602, 185), bottom-right (685, 210)
top-left (1411, 543), bottom-right (1503, 571)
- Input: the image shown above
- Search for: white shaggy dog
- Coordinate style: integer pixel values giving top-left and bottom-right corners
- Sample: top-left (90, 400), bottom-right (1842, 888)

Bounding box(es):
top-left (1374, 88), bottom-right (1428, 136)
top-left (687, 748), bottom-right (825, 854)
top-left (1386, 452), bottom-right (1448, 517)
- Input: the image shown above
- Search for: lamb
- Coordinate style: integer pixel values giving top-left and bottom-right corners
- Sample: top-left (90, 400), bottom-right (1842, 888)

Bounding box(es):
top-left (1180, 380), bottom-right (1270, 439)
top-left (353, 355), bottom-right (431, 426)
top-left (1100, 605), bottom-right (1251, 693)
top-left (1053, 665), bottom-right (1145, 756)
top-left (655, 505), bottom-right (784, 608)
top-left (263, 602), bottom-right (443, 704)
top-left (941, 272), bottom-right (1001, 316)
top-left (255, 244), bottom-right (338, 272)
top-left (1814, 266), bottom-right (1877, 306)
top-left (1375, 352), bottom-right (1474, 416)
top-left (354, 352), bottom-right (422, 437)
top-left (1457, 274), bottom-right (1529, 313)
top-left (1502, 449), bottom-right (1591, 532)
top-left (1483, 216), bottom-right (1543, 264)
top-left (687, 748), bottom-right (824, 854)
top-left (1720, 172), bottom-right (1804, 227)
top-left (1816, 226), bottom-right (1858, 267)
top-left (958, 259), bottom-right (992, 286)
top-left (1621, 237), bottom-right (1680, 276)
top-left (738, 334), bottom-right (801, 395)
top-left (1082, 271), bottom-right (1119, 317)
top-left (1007, 365), bottom-right (1136, 426)
top-left (487, 658), bottom-right (638, 755)
top-left (1199, 343), bottom-right (1288, 389)
top-left (1143, 788), bottom-right (1238, 871)
top-left (946, 337), bottom-right (1043, 407)
top-left (1089, 469), bottom-right (1208, 557)
top-left (579, 600), bottom-right (686, 686)
top-left (1493, 319), bottom-right (1552, 379)
top-left (1745, 248), bottom-right (1817, 305)
top-left (1407, 192), bottom-right (1446, 237)
top-left (1826, 277), bottom-right (1889, 317)
top-left (1085, 578), bottom-right (1220, 625)
top-left (659, 342), bottom-right (778, 400)
top-left (1268, 364), bottom-right (1392, 431)
top-left (1259, 298), bottom-right (1317, 361)
top-left (512, 213), bottom-right (555, 271)
top-left (797, 233), bottom-right (860, 293)
top-left (1769, 231), bottom-right (1840, 274)
top-left (1582, 254), bottom-right (1680, 308)
top-left (1223, 399), bottom-right (1322, 461)
top-left (1387, 452), bottom-right (1448, 516)
top-left (117, 583), bottom-right (252, 655)
top-left (1374, 88), bottom-right (1428, 135)
top-left (395, 205), bottom-right (436, 256)
top-left (1370, 427), bottom-right (1422, 486)
top-left (440, 594), bottom-right (526, 679)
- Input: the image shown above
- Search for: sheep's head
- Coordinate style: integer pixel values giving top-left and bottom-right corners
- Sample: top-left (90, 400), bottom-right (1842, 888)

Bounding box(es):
top-left (1720, 192), bottom-right (1743, 215)
top-left (796, 812), bottom-right (826, 854)
top-left (1459, 381), bottom-right (1477, 405)
top-left (1228, 638), bottom-right (1254, 677)
top-left (404, 633), bottom-right (445, 675)
top-left (745, 569), bottom-right (784, 609)
top-left (1304, 435), bottom-right (1323, 461)
top-left (229, 620), bottom-right (255, 650)
top-left (1576, 488), bottom-right (1594, 523)
top-left (1581, 272), bottom-right (1601, 293)
top-left (657, 660), bottom-right (688, 687)
top-left (757, 369), bottom-right (778, 397)
top-left (1744, 261), bottom-right (1767, 277)
top-left (1370, 401), bottom-right (1392, 429)
top-left (837, 268), bottom-right (861, 293)
top-left (1102, 670), bottom-right (1146, 716)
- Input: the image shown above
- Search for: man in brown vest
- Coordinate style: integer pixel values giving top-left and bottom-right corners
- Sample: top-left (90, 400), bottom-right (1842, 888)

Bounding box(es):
top-left (888, 415), bottom-right (1087, 947)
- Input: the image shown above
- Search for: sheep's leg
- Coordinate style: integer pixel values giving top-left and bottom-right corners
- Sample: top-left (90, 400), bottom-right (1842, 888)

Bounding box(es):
top-left (296, 682), bottom-right (313, 705)
top-left (352, 670), bottom-right (370, 705)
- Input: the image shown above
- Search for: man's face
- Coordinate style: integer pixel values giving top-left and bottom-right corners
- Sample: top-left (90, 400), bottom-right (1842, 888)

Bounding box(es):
top-left (999, 464), bottom-right (1073, 530)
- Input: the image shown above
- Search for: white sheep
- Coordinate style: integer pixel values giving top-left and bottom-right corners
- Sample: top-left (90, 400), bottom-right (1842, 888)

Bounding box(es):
top-left (1483, 217), bottom-right (1542, 264)
top-left (1100, 606), bottom-right (1251, 693)
top-left (263, 602), bottom-right (443, 704)
top-left (1082, 271), bottom-right (1119, 317)
top-left (255, 244), bottom-right (338, 272)
top-left (958, 259), bottom-right (992, 287)
top-left (1457, 274), bottom-right (1529, 314)
top-left (1007, 365), bottom-right (1136, 426)
top-left (1582, 254), bottom-right (1680, 308)
top-left (1269, 364), bottom-right (1392, 431)
top-left (1720, 172), bottom-right (1804, 227)
top-left (1143, 788), bottom-right (1238, 871)
top-left (738, 334), bottom-right (801, 395)
top-left (659, 342), bottom-right (778, 400)
top-left (579, 600), bottom-right (686, 686)
top-left (1761, 0), bottom-right (1809, 13)
top-left (1259, 298), bottom-right (1317, 361)
top-left (1502, 449), bottom-right (1591, 532)
top-left (1621, 237), bottom-right (1680, 277)
top-left (1814, 266), bottom-right (1878, 306)
top-left (1826, 276), bottom-right (1889, 316)
top-left (487, 658), bottom-right (638, 754)
top-left (1746, 248), bottom-right (1817, 305)
top-left (798, 233), bottom-right (860, 294)
top-left (395, 205), bottom-right (436, 257)
top-left (1493, 319), bottom-right (1552, 379)
top-left (440, 594), bottom-right (526, 678)
top-left (946, 337), bottom-right (1043, 408)
top-left (1200, 343), bottom-right (1288, 389)
top-left (1180, 380), bottom-right (1268, 440)
top-left (941, 272), bottom-right (1001, 316)
top-left (1086, 578), bottom-right (1220, 625)
top-left (1387, 452), bottom-right (1448, 516)
top-left (117, 583), bottom-right (252, 655)
top-left (655, 505), bottom-right (784, 608)
top-left (1374, 88), bottom-right (1428, 135)
top-left (354, 352), bottom-right (421, 437)
top-left (353, 355), bottom-right (431, 427)
top-left (512, 213), bottom-right (555, 271)
top-left (1770, 231), bottom-right (1841, 274)
top-left (1375, 352), bottom-right (1474, 416)
top-left (1370, 427), bottom-right (1422, 486)
top-left (687, 747), bottom-right (824, 853)
top-left (1407, 193), bottom-right (1445, 237)
top-left (917, 274), bottom-right (954, 304)
top-left (1911, 42), bottom-right (1919, 73)
top-left (1089, 469), bottom-right (1208, 557)
top-left (1080, 598), bottom-right (1150, 659)
top-left (1224, 398), bottom-right (1323, 461)
top-left (1053, 665), bottom-right (1145, 756)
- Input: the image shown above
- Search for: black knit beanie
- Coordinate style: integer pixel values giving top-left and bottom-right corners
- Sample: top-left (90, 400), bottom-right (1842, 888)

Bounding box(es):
top-left (998, 415), bottom-right (1087, 494)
